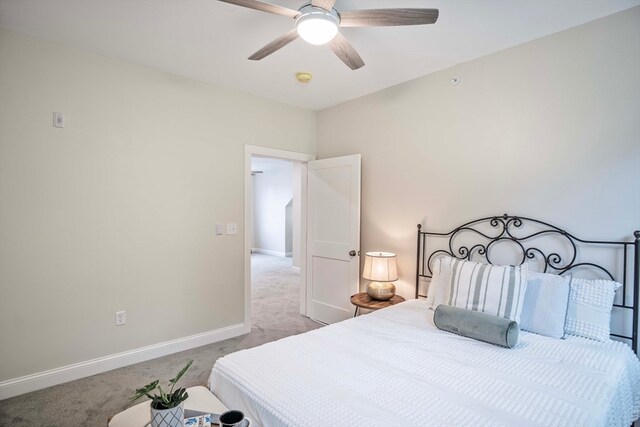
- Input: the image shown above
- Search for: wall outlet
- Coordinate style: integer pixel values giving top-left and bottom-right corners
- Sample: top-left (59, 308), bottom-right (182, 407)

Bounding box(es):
top-left (53, 112), bottom-right (65, 128)
top-left (115, 310), bottom-right (126, 326)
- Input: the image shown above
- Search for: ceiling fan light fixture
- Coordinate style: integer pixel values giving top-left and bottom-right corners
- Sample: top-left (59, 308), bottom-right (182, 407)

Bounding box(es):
top-left (296, 6), bottom-right (339, 46)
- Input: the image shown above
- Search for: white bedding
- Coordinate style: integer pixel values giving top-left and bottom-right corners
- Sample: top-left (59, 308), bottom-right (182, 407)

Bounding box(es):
top-left (209, 300), bottom-right (640, 427)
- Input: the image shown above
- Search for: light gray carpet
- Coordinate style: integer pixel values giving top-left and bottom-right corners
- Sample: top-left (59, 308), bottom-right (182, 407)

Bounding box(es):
top-left (0, 254), bottom-right (321, 426)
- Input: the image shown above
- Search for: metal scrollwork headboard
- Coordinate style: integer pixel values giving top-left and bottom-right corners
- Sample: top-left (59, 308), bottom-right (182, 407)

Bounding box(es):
top-left (416, 214), bottom-right (640, 352)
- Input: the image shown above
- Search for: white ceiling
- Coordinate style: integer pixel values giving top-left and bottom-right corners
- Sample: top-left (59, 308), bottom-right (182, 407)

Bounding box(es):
top-left (1, 0), bottom-right (638, 110)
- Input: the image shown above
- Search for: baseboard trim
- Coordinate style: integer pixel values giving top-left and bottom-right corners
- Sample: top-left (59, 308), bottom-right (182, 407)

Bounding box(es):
top-left (291, 266), bottom-right (301, 272)
top-left (251, 248), bottom-right (289, 257)
top-left (0, 323), bottom-right (246, 400)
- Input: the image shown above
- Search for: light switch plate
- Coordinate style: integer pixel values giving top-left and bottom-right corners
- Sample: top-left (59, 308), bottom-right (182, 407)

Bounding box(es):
top-left (215, 224), bottom-right (224, 235)
top-left (226, 223), bottom-right (237, 235)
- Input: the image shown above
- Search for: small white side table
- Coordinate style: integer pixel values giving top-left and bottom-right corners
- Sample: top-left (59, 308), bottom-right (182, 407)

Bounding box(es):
top-left (108, 386), bottom-right (227, 427)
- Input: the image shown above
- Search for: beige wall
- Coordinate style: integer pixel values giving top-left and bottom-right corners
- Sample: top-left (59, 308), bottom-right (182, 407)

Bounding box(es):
top-left (317, 7), bottom-right (640, 299)
top-left (253, 164), bottom-right (293, 255)
top-left (0, 29), bottom-right (315, 382)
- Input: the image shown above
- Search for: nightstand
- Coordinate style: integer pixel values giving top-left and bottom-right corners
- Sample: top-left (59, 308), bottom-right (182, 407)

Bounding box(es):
top-left (350, 292), bottom-right (406, 317)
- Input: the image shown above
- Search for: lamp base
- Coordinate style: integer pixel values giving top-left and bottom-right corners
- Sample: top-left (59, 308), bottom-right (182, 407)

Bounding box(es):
top-left (366, 282), bottom-right (396, 301)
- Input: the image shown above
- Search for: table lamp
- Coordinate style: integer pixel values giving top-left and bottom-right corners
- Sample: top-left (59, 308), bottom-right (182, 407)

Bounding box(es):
top-left (363, 252), bottom-right (398, 301)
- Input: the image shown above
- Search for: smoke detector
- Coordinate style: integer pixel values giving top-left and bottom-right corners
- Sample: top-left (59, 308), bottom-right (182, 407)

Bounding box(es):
top-left (296, 72), bottom-right (312, 83)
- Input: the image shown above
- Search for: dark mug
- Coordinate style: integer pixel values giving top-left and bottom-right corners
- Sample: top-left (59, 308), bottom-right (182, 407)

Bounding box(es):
top-left (219, 410), bottom-right (245, 427)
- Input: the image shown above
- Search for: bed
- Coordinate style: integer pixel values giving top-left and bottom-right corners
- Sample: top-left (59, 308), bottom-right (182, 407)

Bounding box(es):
top-left (209, 214), bottom-right (640, 427)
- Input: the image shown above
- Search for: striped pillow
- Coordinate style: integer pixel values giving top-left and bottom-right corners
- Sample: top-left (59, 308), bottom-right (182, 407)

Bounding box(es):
top-left (448, 259), bottom-right (528, 323)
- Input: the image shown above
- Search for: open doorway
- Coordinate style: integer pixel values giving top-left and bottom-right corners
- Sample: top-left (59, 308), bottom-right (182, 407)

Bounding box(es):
top-left (250, 158), bottom-right (301, 332)
top-left (243, 145), bottom-right (318, 335)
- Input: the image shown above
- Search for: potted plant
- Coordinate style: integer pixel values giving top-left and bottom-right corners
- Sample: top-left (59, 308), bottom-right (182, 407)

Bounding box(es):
top-left (132, 360), bottom-right (194, 427)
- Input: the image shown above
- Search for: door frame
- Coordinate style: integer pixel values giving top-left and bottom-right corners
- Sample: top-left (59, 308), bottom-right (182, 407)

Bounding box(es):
top-left (244, 145), bottom-right (316, 334)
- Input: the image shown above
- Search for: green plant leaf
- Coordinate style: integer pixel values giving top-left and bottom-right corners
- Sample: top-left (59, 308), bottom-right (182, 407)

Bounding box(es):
top-left (169, 360), bottom-right (193, 385)
top-left (168, 388), bottom-right (189, 407)
top-left (131, 380), bottom-right (159, 402)
top-left (133, 360), bottom-right (193, 409)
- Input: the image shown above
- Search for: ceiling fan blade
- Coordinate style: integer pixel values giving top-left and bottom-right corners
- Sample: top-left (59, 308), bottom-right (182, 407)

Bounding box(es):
top-left (339, 8), bottom-right (439, 27)
top-left (248, 29), bottom-right (299, 61)
top-left (217, 0), bottom-right (300, 19)
top-left (311, 0), bottom-right (336, 11)
top-left (329, 33), bottom-right (364, 70)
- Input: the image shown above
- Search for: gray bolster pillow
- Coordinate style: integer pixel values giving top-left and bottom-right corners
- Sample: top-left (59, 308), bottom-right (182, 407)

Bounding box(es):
top-left (433, 305), bottom-right (519, 348)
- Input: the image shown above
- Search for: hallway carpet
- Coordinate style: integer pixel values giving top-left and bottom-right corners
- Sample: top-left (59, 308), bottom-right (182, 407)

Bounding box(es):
top-left (0, 254), bottom-right (321, 426)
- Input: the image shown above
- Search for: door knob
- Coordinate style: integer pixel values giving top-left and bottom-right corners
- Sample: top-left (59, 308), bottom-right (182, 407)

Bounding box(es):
top-left (349, 250), bottom-right (357, 257)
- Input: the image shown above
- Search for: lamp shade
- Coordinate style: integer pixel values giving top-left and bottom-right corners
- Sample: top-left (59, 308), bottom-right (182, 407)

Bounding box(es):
top-left (362, 252), bottom-right (398, 282)
top-left (296, 6), bottom-right (339, 45)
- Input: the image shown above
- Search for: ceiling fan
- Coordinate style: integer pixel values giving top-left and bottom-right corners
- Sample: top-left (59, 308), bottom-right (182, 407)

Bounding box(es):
top-left (218, 0), bottom-right (439, 70)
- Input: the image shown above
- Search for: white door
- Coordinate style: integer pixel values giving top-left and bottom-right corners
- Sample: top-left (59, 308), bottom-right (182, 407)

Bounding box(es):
top-left (306, 154), bottom-right (361, 324)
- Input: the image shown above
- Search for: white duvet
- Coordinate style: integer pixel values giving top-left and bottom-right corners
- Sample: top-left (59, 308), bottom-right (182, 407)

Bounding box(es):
top-left (209, 300), bottom-right (640, 427)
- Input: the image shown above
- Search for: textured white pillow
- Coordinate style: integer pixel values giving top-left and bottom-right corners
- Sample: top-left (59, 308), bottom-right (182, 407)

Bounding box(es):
top-left (564, 277), bottom-right (621, 342)
top-left (520, 272), bottom-right (571, 338)
top-left (425, 256), bottom-right (453, 310)
top-left (448, 258), bottom-right (528, 323)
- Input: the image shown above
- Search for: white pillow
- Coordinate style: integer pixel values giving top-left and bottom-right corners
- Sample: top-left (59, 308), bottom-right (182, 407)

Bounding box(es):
top-left (448, 258), bottom-right (528, 323)
top-left (564, 277), bottom-right (621, 342)
top-left (425, 256), bottom-right (453, 310)
top-left (520, 272), bottom-right (571, 338)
